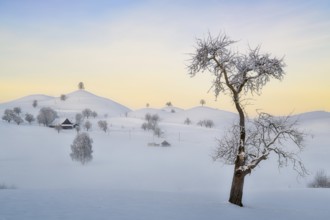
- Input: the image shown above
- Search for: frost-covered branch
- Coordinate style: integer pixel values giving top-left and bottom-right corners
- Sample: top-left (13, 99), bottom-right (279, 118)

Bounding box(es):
top-left (213, 113), bottom-right (308, 177)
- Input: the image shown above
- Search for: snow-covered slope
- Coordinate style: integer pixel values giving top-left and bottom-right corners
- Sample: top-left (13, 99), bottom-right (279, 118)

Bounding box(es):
top-left (0, 90), bottom-right (131, 117)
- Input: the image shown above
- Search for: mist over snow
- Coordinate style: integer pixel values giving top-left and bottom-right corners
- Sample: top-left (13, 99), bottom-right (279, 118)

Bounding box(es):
top-left (0, 89), bottom-right (330, 220)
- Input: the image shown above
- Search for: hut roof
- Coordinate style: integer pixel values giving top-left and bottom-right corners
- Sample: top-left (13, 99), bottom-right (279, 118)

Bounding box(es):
top-left (161, 140), bottom-right (171, 146)
top-left (62, 118), bottom-right (73, 125)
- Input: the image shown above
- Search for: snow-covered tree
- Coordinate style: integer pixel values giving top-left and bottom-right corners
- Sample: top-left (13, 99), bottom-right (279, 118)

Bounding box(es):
top-left (13, 114), bottom-right (23, 125)
top-left (188, 33), bottom-right (306, 207)
top-left (82, 108), bottom-right (92, 119)
top-left (75, 113), bottom-right (83, 125)
top-left (25, 113), bottom-right (35, 124)
top-left (92, 111), bottom-right (98, 118)
top-left (78, 82), bottom-right (85, 90)
top-left (37, 107), bottom-right (57, 126)
top-left (13, 107), bottom-right (21, 115)
top-left (2, 109), bottom-right (15, 123)
top-left (84, 120), bottom-right (92, 131)
top-left (98, 120), bottom-right (108, 132)
top-left (70, 132), bottom-right (93, 165)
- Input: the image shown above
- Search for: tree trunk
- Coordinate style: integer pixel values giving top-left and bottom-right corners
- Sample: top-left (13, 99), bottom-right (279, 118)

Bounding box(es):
top-left (229, 166), bottom-right (245, 207)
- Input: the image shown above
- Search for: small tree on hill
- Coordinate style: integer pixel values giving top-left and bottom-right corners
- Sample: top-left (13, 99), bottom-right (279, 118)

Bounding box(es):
top-left (78, 82), bottom-right (85, 90)
top-left (200, 99), bottom-right (206, 106)
top-left (188, 32), bottom-right (307, 207)
top-left (70, 132), bottom-right (93, 165)
top-left (33, 100), bottom-right (38, 108)
top-left (166, 102), bottom-right (172, 107)
top-left (60, 94), bottom-right (67, 101)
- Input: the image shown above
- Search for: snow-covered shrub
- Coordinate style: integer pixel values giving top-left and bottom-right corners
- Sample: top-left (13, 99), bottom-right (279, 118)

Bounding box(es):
top-left (197, 119), bottom-right (214, 128)
top-left (308, 170), bottom-right (330, 188)
top-left (70, 132), bottom-right (93, 165)
top-left (184, 118), bottom-right (192, 125)
top-left (98, 120), bottom-right (108, 132)
top-left (25, 113), bottom-right (35, 124)
top-left (37, 107), bottom-right (57, 126)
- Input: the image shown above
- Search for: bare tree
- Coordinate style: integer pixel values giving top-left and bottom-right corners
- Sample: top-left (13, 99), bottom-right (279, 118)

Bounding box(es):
top-left (37, 107), bottom-right (58, 126)
top-left (84, 120), bottom-right (92, 131)
top-left (70, 132), bottom-right (93, 165)
top-left (308, 170), bottom-right (330, 188)
top-left (33, 100), bottom-right (38, 108)
top-left (25, 113), bottom-right (35, 124)
top-left (78, 82), bottom-right (85, 90)
top-left (200, 99), bottom-right (206, 106)
top-left (98, 120), bottom-right (108, 132)
top-left (188, 33), bottom-right (306, 207)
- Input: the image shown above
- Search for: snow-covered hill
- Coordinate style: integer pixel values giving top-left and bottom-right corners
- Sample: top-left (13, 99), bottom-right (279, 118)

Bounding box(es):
top-left (0, 90), bottom-right (131, 117)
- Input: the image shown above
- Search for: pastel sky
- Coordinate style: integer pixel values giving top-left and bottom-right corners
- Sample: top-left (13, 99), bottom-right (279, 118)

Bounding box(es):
top-left (0, 0), bottom-right (329, 115)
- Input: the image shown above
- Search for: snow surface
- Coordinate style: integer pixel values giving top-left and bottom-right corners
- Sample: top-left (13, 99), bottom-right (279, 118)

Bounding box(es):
top-left (1, 90), bottom-right (330, 219)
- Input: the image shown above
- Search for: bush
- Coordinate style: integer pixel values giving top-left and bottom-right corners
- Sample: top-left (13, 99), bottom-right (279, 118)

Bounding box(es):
top-left (70, 132), bottom-right (93, 165)
top-left (308, 170), bottom-right (330, 188)
top-left (197, 119), bottom-right (214, 128)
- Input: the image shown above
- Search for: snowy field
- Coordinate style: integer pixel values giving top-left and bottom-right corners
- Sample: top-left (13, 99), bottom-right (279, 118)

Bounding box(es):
top-left (1, 90), bottom-right (330, 220)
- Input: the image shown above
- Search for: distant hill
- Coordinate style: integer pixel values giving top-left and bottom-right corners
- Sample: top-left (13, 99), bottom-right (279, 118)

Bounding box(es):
top-left (0, 90), bottom-right (131, 117)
